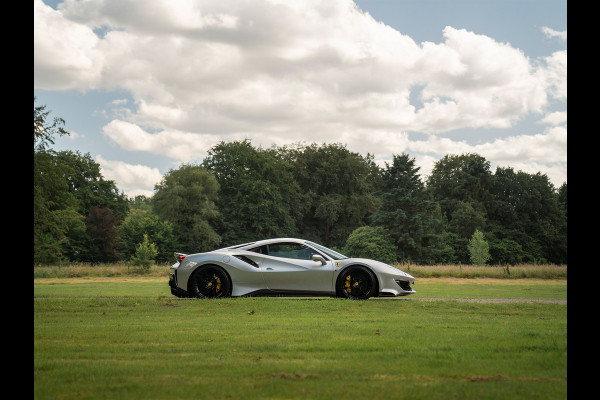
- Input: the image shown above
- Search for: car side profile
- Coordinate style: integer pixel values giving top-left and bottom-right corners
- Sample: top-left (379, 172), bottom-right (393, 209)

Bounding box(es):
top-left (169, 238), bottom-right (415, 300)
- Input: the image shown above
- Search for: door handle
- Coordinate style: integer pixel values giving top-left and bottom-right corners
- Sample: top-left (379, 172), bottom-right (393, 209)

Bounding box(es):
top-left (266, 267), bottom-right (274, 271)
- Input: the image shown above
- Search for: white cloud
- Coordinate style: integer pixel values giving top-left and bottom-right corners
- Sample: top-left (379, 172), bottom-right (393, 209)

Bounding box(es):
top-left (413, 27), bottom-right (548, 132)
top-left (35, 0), bottom-right (556, 133)
top-left (101, 120), bottom-right (226, 163)
top-left (542, 27), bottom-right (567, 41)
top-left (33, 0), bottom-right (104, 90)
top-left (412, 154), bottom-right (439, 181)
top-left (537, 50), bottom-right (567, 101)
top-left (472, 126), bottom-right (567, 164)
top-left (371, 125), bottom-right (567, 187)
top-left (96, 155), bottom-right (164, 197)
top-left (436, 127), bottom-right (564, 162)
top-left (34, 0), bottom-right (567, 188)
top-left (540, 111), bottom-right (567, 126)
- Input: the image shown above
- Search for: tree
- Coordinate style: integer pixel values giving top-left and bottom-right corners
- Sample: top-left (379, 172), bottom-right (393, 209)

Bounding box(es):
top-left (34, 95), bottom-right (567, 265)
top-left (426, 153), bottom-right (493, 220)
top-left (342, 226), bottom-right (397, 265)
top-left (468, 229), bottom-right (490, 265)
top-left (152, 164), bottom-right (221, 253)
top-left (83, 206), bottom-right (120, 263)
top-left (488, 238), bottom-right (524, 265)
top-left (54, 150), bottom-right (129, 220)
top-left (370, 153), bottom-right (447, 263)
top-left (118, 209), bottom-right (177, 263)
top-left (34, 150), bottom-right (83, 263)
top-left (34, 97), bottom-right (69, 152)
top-left (448, 201), bottom-right (486, 239)
top-left (128, 195), bottom-right (153, 212)
top-left (41, 150), bottom-right (130, 262)
top-left (130, 234), bottom-right (158, 272)
top-left (280, 142), bottom-right (380, 248)
top-left (33, 99), bottom-right (86, 263)
top-left (203, 140), bottom-right (303, 246)
top-left (558, 182), bottom-right (567, 218)
top-left (487, 167), bottom-right (566, 264)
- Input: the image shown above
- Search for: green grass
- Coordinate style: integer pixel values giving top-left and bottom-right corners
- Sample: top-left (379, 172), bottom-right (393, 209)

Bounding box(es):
top-left (413, 279), bottom-right (567, 301)
top-left (34, 277), bottom-right (567, 301)
top-left (34, 278), bottom-right (567, 399)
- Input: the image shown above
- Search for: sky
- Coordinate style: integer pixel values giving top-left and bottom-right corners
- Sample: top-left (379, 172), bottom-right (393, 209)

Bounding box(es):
top-left (34, 0), bottom-right (567, 198)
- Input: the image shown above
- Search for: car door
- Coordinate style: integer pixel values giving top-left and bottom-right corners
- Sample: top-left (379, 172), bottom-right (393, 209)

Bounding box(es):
top-left (259, 242), bottom-right (334, 293)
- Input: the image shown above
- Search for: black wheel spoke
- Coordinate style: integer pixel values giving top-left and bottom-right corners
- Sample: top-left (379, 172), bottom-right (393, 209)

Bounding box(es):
top-left (191, 267), bottom-right (230, 298)
top-left (338, 267), bottom-right (375, 300)
top-left (351, 272), bottom-right (369, 296)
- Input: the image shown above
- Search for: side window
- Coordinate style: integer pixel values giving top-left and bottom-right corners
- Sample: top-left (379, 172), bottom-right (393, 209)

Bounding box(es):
top-left (267, 243), bottom-right (318, 260)
top-left (247, 245), bottom-right (268, 255)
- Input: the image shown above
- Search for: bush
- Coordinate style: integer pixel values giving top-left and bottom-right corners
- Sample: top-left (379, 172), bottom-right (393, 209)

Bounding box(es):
top-left (342, 226), bottom-right (397, 264)
top-left (130, 234), bottom-right (158, 272)
top-left (489, 238), bottom-right (524, 265)
top-left (468, 229), bottom-right (490, 265)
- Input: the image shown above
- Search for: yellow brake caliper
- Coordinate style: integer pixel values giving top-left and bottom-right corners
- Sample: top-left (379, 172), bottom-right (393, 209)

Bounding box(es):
top-left (214, 274), bottom-right (221, 292)
top-left (345, 275), bottom-right (352, 293)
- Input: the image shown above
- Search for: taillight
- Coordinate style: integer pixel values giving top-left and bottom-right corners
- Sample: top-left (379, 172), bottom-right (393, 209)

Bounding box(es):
top-left (174, 252), bottom-right (188, 263)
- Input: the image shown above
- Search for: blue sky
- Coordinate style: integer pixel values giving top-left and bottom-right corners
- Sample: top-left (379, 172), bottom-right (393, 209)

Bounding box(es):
top-left (34, 0), bottom-right (566, 197)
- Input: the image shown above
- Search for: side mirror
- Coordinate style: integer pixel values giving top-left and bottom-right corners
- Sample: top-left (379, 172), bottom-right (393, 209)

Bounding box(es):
top-left (312, 254), bottom-right (327, 265)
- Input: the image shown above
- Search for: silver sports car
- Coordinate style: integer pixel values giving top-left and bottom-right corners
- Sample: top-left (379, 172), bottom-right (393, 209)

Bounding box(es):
top-left (169, 238), bottom-right (415, 299)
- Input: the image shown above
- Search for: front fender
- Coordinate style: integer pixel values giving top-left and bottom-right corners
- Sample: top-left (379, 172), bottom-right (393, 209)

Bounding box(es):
top-left (333, 261), bottom-right (381, 293)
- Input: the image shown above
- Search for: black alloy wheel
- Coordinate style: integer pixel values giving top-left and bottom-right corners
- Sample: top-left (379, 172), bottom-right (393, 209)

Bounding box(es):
top-left (189, 265), bottom-right (231, 298)
top-left (337, 266), bottom-right (377, 300)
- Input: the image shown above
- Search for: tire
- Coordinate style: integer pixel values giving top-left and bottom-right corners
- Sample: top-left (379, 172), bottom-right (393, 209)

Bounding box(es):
top-left (336, 266), bottom-right (377, 300)
top-left (188, 265), bottom-right (231, 299)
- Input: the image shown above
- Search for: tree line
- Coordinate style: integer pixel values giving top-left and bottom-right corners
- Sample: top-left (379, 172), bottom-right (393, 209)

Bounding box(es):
top-left (34, 101), bottom-right (567, 265)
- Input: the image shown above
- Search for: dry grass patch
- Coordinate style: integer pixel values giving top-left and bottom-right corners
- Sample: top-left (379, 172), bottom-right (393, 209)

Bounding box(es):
top-left (34, 262), bottom-right (566, 280)
top-left (415, 277), bottom-right (566, 285)
top-left (394, 263), bottom-right (566, 279)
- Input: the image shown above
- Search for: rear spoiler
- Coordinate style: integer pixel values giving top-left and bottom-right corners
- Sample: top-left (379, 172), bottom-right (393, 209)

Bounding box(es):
top-left (174, 252), bottom-right (188, 262)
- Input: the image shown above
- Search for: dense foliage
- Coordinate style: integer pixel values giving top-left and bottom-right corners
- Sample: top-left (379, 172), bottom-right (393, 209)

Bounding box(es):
top-left (33, 101), bottom-right (567, 265)
top-left (342, 226), bottom-right (397, 265)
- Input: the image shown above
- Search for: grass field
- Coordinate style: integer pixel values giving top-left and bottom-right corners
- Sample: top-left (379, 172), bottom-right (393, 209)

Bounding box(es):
top-left (34, 267), bottom-right (567, 400)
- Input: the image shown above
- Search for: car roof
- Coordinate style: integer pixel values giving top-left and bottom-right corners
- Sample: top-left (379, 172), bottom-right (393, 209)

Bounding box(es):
top-left (233, 238), bottom-right (307, 249)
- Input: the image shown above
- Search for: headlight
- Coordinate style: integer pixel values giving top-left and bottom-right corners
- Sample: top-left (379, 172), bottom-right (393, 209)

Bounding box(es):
top-left (391, 267), bottom-right (408, 277)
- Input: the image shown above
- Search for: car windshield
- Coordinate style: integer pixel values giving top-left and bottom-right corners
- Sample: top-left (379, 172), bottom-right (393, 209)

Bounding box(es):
top-left (306, 241), bottom-right (348, 260)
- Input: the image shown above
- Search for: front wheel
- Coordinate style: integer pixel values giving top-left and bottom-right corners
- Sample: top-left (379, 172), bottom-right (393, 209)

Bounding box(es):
top-left (188, 265), bottom-right (231, 298)
top-left (336, 266), bottom-right (377, 300)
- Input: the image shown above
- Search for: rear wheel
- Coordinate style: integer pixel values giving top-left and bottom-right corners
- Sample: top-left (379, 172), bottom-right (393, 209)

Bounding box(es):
top-left (188, 265), bottom-right (231, 298)
top-left (336, 266), bottom-right (377, 300)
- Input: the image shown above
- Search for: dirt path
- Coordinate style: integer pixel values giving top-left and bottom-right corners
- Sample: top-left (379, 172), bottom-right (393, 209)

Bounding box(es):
top-left (403, 297), bottom-right (566, 304)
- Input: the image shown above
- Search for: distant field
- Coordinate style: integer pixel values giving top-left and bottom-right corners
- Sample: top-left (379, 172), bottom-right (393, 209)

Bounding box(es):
top-left (401, 263), bottom-right (566, 280)
top-left (34, 274), bottom-right (567, 400)
top-left (33, 262), bottom-right (567, 280)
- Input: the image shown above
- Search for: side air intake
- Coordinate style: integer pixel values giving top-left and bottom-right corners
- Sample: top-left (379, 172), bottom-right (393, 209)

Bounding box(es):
top-left (233, 255), bottom-right (259, 268)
